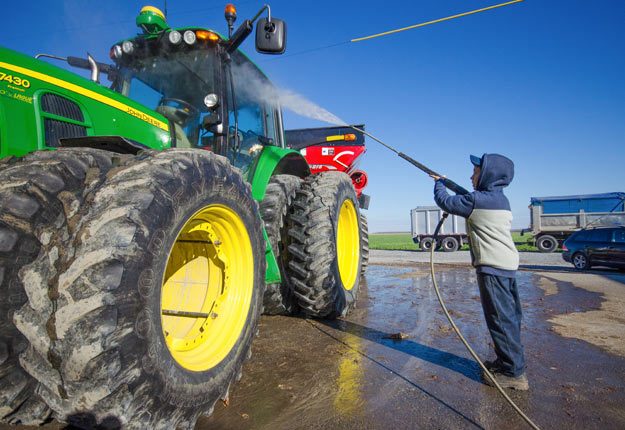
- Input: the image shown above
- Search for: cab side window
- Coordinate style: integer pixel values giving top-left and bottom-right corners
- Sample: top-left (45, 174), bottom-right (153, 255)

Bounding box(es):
top-left (226, 56), bottom-right (281, 170)
top-left (613, 230), bottom-right (625, 243)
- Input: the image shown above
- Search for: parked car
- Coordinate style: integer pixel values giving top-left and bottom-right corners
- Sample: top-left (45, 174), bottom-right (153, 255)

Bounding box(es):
top-left (562, 226), bottom-right (625, 270)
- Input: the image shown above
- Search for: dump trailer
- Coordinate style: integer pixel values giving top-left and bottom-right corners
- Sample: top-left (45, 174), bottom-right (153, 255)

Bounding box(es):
top-left (0, 4), bottom-right (367, 427)
top-left (410, 206), bottom-right (468, 252)
top-left (527, 192), bottom-right (625, 252)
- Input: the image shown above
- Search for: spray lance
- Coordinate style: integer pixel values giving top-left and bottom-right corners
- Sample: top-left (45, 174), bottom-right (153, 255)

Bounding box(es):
top-left (350, 126), bottom-right (469, 195)
top-left (348, 126), bottom-right (541, 430)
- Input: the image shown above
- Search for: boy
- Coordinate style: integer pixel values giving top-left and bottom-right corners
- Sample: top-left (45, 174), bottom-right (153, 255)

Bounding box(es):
top-left (432, 153), bottom-right (528, 390)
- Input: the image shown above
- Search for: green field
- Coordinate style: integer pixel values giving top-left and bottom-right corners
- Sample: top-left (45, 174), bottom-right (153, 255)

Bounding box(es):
top-left (370, 232), bottom-right (537, 252)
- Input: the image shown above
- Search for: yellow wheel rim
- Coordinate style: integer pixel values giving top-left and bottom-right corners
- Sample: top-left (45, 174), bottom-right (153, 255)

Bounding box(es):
top-left (336, 199), bottom-right (360, 291)
top-left (161, 204), bottom-right (254, 372)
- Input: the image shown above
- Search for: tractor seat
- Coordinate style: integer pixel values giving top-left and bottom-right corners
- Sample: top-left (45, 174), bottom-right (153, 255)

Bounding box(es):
top-left (156, 105), bottom-right (194, 149)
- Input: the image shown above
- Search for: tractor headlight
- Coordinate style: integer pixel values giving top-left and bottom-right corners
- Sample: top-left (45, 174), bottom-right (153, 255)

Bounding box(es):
top-left (183, 30), bottom-right (196, 45)
top-left (168, 30), bottom-right (182, 45)
top-left (111, 45), bottom-right (123, 59)
top-left (122, 40), bottom-right (134, 54)
top-left (204, 93), bottom-right (219, 109)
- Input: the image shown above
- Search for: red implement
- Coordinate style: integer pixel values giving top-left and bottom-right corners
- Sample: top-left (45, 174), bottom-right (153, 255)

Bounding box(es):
top-left (285, 125), bottom-right (369, 208)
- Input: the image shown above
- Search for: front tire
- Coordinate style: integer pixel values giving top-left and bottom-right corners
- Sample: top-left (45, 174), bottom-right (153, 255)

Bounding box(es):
top-left (286, 172), bottom-right (362, 318)
top-left (13, 150), bottom-right (265, 428)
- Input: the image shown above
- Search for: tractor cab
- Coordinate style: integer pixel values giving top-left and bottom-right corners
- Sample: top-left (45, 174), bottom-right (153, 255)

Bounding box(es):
top-left (109, 5), bottom-right (286, 173)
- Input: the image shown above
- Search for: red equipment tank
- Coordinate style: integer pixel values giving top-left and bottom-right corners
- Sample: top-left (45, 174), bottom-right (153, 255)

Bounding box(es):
top-left (285, 125), bottom-right (369, 208)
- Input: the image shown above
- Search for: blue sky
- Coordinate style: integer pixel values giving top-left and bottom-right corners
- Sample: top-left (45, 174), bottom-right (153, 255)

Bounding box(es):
top-left (3, 0), bottom-right (624, 232)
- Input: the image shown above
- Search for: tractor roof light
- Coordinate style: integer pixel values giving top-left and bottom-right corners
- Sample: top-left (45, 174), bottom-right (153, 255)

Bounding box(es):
top-left (168, 30), bottom-right (182, 45)
top-left (196, 30), bottom-right (221, 43)
top-left (225, 4), bottom-right (237, 20)
top-left (225, 4), bottom-right (237, 37)
top-left (122, 40), bottom-right (135, 54)
top-left (110, 45), bottom-right (123, 60)
top-left (183, 30), bottom-right (197, 45)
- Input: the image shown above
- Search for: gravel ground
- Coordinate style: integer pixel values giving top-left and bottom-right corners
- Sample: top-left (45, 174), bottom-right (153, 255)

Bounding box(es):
top-left (370, 249), bottom-right (567, 268)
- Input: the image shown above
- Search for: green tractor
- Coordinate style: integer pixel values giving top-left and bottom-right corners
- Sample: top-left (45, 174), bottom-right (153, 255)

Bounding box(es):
top-left (0, 4), bottom-right (366, 428)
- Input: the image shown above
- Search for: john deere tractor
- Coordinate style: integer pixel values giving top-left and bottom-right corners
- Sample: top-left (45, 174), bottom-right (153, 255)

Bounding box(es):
top-left (0, 4), bottom-right (365, 428)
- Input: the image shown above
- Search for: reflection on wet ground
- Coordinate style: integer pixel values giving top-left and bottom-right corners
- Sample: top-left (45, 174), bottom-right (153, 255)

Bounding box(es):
top-left (202, 265), bottom-right (625, 430)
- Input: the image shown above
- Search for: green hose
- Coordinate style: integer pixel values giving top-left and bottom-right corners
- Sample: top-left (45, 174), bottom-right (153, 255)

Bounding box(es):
top-left (430, 214), bottom-right (541, 430)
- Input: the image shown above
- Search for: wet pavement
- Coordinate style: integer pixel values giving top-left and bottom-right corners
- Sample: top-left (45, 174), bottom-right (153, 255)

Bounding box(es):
top-left (202, 264), bottom-right (625, 430)
top-left (369, 249), bottom-right (565, 268)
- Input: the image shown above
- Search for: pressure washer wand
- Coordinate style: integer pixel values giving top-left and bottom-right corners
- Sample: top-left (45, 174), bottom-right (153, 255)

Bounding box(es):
top-left (350, 126), bottom-right (470, 195)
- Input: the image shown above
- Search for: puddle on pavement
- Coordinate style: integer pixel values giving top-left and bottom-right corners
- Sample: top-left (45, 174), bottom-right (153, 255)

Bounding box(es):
top-left (201, 265), bottom-right (625, 430)
top-left (538, 277), bottom-right (558, 296)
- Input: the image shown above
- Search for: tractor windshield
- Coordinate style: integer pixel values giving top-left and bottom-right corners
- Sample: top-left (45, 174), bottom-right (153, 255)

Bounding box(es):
top-left (115, 49), bottom-right (219, 150)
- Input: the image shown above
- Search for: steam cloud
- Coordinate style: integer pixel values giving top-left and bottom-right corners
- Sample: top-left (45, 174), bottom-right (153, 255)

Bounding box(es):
top-left (274, 88), bottom-right (347, 126)
top-left (232, 62), bottom-right (347, 126)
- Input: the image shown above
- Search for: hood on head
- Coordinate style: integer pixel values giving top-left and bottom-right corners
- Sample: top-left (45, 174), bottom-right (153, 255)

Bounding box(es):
top-left (477, 153), bottom-right (514, 191)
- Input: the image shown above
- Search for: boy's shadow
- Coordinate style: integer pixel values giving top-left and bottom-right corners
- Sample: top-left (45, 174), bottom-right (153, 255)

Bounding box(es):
top-left (318, 318), bottom-right (482, 383)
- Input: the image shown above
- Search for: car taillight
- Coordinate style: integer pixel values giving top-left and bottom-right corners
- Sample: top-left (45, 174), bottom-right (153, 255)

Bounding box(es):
top-left (562, 244), bottom-right (568, 251)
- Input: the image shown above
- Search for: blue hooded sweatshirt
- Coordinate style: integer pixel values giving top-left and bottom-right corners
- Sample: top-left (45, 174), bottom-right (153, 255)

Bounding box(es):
top-left (434, 153), bottom-right (519, 277)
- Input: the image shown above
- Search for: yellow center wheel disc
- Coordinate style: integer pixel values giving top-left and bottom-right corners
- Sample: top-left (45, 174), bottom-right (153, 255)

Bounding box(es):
top-left (336, 199), bottom-right (360, 291)
top-left (160, 204), bottom-right (254, 372)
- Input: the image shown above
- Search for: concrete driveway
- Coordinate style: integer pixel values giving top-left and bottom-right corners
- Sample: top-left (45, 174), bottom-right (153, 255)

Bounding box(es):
top-left (203, 256), bottom-right (625, 429)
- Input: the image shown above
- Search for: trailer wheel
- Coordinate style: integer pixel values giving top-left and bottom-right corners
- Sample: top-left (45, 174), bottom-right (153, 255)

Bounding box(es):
top-left (536, 235), bottom-right (558, 253)
top-left (0, 148), bottom-right (117, 425)
top-left (12, 150), bottom-right (264, 428)
top-left (441, 237), bottom-right (459, 252)
top-left (259, 174), bottom-right (303, 315)
top-left (419, 237), bottom-right (437, 252)
top-left (286, 172), bottom-right (361, 318)
top-left (360, 213), bottom-right (369, 276)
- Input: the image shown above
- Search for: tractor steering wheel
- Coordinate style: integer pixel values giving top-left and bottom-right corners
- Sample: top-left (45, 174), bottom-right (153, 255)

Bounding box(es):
top-left (157, 98), bottom-right (199, 126)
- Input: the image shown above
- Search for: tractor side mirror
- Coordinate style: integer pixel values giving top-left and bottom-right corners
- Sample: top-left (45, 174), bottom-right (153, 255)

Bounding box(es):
top-left (255, 18), bottom-right (286, 54)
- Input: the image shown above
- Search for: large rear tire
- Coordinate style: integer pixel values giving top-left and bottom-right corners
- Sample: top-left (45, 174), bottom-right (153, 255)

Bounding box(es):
top-left (259, 174), bottom-right (303, 315)
top-left (286, 172), bottom-right (362, 319)
top-left (0, 149), bottom-right (117, 425)
top-left (12, 150), bottom-right (264, 428)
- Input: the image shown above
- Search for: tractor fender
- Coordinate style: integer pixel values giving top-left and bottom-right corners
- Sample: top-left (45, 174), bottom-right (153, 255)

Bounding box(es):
top-left (251, 146), bottom-right (310, 201)
top-left (58, 135), bottom-right (150, 155)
